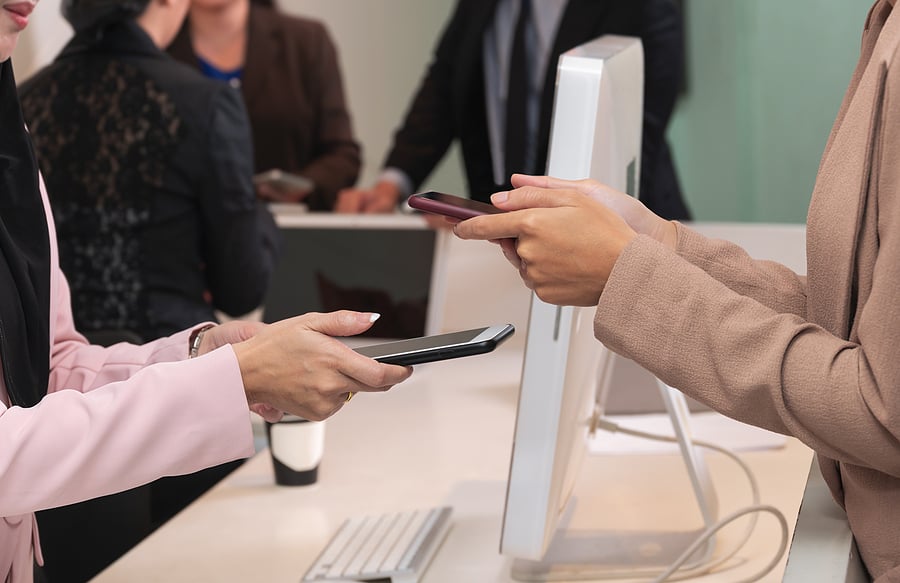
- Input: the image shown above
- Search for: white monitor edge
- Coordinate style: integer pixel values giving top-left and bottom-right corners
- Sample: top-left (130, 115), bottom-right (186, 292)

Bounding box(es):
top-left (500, 35), bottom-right (644, 560)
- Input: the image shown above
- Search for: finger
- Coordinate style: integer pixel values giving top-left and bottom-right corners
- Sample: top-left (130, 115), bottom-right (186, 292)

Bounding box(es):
top-left (360, 193), bottom-right (381, 213)
top-left (296, 311), bottom-right (413, 389)
top-left (334, 190), bottom-right (363, 213)
top-left (510, 173), bottom-right (541, 189)
top-left (498, 238), bottom-right (522, 269)
top-left (509, 174), bottom-right (568, 190)
top-left (423, 214), bottom-right (455, 230)
top-left (453, 211), bottom-right (529, 241)
top-left (489, 187), bottom-right (584, 212)
top-left (512, 174), bottom-right (600, 194)
top-left (336, 357), bottom-right (414, 395)
top-left (297, 310), bottom-right (381, 337)
top-left (256, 183), bottom-right (279, 201)
top-left (284, 187), bottom-right (310, 203)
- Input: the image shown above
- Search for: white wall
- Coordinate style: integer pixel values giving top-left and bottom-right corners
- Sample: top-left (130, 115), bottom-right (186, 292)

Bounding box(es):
top-left (11, 0), bottom-right (70, 81)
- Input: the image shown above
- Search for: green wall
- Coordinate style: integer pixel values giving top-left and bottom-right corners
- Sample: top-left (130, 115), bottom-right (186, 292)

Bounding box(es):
top-left (669, 0), bottom-right (873, 222)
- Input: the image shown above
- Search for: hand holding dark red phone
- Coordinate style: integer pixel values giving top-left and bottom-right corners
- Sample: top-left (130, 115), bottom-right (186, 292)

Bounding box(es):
top-left (408, 191), bottom-right (506, 221)
top-left (409, 190), bottom-right (515, 250)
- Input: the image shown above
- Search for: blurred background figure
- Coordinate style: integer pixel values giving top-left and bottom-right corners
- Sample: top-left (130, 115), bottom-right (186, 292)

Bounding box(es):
top-left (168, 0), bottom-right (361, 210)
top-left (19, 0), bottom-right (280, 579)
top-left (20, 1), bottom-right (280, 344)
top-left (336, 0), bottom-right (690, 221)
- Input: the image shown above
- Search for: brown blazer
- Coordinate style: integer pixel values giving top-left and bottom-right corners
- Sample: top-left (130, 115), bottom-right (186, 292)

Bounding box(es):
top-left (594, 0), bottom-right (900, 579)
top-left (169, 5), bottom-right (361, 210)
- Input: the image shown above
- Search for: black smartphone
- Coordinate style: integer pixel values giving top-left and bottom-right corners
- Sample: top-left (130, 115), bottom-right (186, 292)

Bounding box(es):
top-left (354, 324), bottom-right (515, 365)
top-left (408, 191), bottom-right (506, 220)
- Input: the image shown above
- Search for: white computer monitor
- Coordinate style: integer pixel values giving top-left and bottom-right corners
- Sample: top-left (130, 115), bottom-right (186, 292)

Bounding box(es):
top-left (262, 209), bottom-right (450, 341)
top-left (499, 36), bottom-right (718, 580)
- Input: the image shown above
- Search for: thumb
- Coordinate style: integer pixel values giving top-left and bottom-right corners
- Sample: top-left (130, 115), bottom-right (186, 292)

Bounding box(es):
top-left (299, 310), bottom-right (381, 337)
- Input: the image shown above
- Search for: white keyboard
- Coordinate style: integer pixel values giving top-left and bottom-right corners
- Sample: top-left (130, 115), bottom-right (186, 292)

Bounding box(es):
top-left (302, 507), bottom-right (453, 583)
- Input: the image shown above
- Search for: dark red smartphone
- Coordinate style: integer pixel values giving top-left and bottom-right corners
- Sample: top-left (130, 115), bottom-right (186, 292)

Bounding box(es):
top-left (408, 191), bottom-right (506, 220)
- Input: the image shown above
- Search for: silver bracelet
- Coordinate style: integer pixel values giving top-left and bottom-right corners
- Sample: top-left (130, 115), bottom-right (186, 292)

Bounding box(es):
top-left (189, 324), bottom-right (216, 359)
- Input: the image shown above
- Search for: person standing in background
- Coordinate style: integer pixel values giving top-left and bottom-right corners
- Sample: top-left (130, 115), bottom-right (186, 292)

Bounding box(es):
top-left (19, 0), bottom-right (281, 578)
top-left (20, 0), bottom-right (280, 343)
top-left (336, 0), bottom-right (690, 221)
top-left (168, 0), bottom-right (361, 210)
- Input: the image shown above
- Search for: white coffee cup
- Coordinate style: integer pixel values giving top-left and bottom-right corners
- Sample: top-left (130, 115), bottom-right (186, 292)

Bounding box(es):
top-left (266, 415), bottom-right (325, 486)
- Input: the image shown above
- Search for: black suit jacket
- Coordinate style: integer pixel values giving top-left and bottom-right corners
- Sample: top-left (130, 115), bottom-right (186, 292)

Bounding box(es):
top-left (20, 21), bottom-right (280, 340)
top-left (385, 0), bottom-right (690, 220)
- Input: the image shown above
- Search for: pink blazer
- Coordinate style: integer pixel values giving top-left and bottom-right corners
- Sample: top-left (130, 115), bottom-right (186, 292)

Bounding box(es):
top-left (595, 0), bottom-right (900, 579)
top-left (0, 179), bottom-right (255, 582)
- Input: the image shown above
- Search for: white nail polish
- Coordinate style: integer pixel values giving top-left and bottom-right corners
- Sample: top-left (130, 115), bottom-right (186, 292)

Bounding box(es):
top-left (369, 313), bottom-right (381, 323)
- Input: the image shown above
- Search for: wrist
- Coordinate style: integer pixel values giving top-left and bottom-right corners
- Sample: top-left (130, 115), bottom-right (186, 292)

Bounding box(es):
top-left (648, 219), bottom-right (678, 250)
top-left (659, 220), bottom-right (678, 250)
top-left (231, 339), bottom-right (266, 407)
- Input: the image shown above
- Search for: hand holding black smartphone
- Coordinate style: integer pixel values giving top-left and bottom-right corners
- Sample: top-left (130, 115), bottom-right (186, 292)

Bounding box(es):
top-left (354, 324), bottom-right (515, 366)
top-left (408, 191), bottom-right (506, 220)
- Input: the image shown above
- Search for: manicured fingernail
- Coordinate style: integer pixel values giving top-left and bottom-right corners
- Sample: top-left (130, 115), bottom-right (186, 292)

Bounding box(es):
top-left (368, 313), bottom-right (381, 323)
top-left (492, 191), bottom-right (509, 204)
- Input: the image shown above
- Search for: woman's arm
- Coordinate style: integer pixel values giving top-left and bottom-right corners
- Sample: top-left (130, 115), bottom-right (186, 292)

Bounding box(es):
top-left (673, 223), bottom-right (809, 318)
top-left (594, 231), bottom-right (900, 477)
top-left (1, 345), bottom-right (254, 517)
top-left (2, 196), bottom-right (254, 516)
top-left (1, 180), bottom-right (411, 517)
top-left (453, 176), bottom-right (899, 477)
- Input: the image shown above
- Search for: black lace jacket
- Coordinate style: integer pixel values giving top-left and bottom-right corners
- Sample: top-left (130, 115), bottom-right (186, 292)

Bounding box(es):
top-left (19, 20), bottom-right (280, 340)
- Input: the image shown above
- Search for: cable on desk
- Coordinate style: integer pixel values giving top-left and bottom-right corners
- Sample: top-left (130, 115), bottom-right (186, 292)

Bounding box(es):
top-left (586, 418), bottom-right (791, 583)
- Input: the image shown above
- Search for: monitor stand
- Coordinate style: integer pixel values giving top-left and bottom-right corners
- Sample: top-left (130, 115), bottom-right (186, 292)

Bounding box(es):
top-left (511, 365), bottom-right (720, 582)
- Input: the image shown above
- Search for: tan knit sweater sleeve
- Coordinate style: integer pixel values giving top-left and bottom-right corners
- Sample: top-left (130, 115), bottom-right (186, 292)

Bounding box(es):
top-left (593, 232), bottom-right (900, 478)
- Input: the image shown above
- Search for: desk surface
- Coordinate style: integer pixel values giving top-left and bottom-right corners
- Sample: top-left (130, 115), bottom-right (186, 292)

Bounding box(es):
top-left (92, 345), bottom-right (812, 583)
top-left (93, 225), bottom-right (814, 583)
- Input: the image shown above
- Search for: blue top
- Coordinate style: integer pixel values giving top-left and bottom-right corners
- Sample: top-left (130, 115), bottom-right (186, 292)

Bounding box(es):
top-left (197, 56), bottom-right (243, 86)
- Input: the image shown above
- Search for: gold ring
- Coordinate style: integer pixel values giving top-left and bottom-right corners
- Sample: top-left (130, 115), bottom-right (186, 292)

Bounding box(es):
top-left (346, 392), bottom-right (355, 403)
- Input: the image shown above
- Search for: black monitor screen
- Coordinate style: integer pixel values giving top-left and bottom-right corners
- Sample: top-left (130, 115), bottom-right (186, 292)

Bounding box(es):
top-left (262, 226), bottom-right (437, 339)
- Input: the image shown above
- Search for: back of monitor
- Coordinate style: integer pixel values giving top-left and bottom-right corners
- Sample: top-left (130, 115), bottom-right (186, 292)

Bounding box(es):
top-left (501, 35), bottom-right (720, 580)
top-left (500, 34), bottom-right (645, 561)
top-left (263, 211), bottom-right (450, 341)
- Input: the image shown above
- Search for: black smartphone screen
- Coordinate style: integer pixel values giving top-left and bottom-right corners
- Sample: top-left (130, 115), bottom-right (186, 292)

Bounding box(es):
top-left (354, 325), bottom-right (514, 365)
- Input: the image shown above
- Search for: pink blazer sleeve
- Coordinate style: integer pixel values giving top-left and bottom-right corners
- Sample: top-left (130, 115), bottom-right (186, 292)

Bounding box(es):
top-left (0, 180), bottom-right (255, 517)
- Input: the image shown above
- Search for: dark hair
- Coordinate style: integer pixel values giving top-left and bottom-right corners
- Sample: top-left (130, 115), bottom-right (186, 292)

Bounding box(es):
top-left (61, 0), bottom-right (150, 32)
top-left (251, 0), bottom-right (277, 7)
